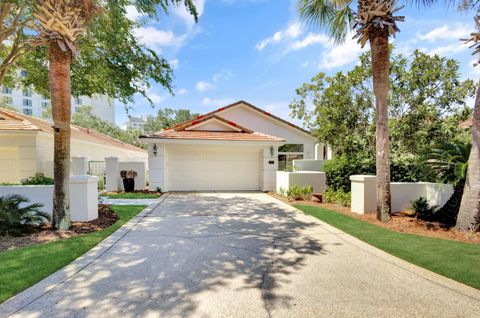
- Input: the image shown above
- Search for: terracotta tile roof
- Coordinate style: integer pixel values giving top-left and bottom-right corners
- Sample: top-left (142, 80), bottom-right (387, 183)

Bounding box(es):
top-left (176, 115), bottom-right (253, 133)
top-left (459, 118), bottom-right (473, 129)
top-left (172, 100), bottom-right (312, 136)
top-left (141, 113), bottom-right (285, 142)
top-left (147, 129), bottom-right (285, 142)
top-left (0, 108), bottom-right (146, 153)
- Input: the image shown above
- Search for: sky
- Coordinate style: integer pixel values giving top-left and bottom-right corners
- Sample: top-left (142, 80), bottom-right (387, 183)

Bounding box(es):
top-left (115, 0), bottom-right (478, 126)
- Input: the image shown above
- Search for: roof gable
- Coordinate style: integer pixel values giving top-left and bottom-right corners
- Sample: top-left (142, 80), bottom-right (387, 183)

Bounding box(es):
top-left (176, 115), bottom-right (253, 133)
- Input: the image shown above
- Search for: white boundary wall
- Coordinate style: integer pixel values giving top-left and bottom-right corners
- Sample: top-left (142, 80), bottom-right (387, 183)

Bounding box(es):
top-left (105, 157), bottom-right (146, 191)
top-left (350, 175), bottom-right (454, 214)
top-left (276, 171), bottom-right (326, 194)
top-left (0, 176), bottom-right (98, 221)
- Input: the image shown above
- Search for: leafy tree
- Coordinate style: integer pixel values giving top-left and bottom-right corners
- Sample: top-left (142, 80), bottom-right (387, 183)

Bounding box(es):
top-left (290, 49), bottom-right (475, 161)
top-left (143, 108), bottom-right (199, 132)
top-left (298, 0), bottom-right (405, 222)
top-left (0, 0), bottom-right (198, 230)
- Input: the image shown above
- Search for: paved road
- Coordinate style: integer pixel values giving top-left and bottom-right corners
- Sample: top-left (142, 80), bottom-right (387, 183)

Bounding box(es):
top-left (2, 193), bottom-right (480, 317)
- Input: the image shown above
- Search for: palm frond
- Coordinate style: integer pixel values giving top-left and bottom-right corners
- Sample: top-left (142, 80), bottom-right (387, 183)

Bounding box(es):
top-left (297, 0), bottom-right (354, 43)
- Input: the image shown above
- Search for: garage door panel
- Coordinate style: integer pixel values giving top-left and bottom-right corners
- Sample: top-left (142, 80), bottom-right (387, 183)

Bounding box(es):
top-left (167, 146), bottom-right (260, 191)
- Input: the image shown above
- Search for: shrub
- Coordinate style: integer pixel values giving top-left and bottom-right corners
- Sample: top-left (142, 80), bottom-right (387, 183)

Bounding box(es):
top-left (410, 197), bottom-right (438, 221)
top-left (323, 188), bottom-right (351, 207)
top-left (0, 194), bottom-right (50, 235)
top-left (323, 155), bottom-right (375, 192)
top-left (279, 185), bottom-right (313, 201)
top-left (97, 176), bottom-right (105, 191)
top-left (21, 173), bottom-right (54, 185)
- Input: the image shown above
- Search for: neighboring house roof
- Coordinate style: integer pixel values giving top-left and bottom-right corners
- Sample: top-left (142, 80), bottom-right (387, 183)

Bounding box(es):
top-left (175, 100), bottom-right (312, 137)
top-left (0, 108), bottom-right (146, 153)
top-left (142, 113), bottom-right (285, 142)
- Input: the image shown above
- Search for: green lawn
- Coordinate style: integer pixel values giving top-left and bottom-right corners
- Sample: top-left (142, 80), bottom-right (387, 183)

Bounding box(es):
top-left (101, 192), bottom-right (162, 199)
top-left (295, 205), bottom-right (480, 290)
top-left (0, 205), bottom-right (146, 303)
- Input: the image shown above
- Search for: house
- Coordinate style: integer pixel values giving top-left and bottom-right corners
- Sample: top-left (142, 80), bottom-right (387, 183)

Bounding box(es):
top-left (140, 100), bottom-right (329, 191)
top-left (0, 108), bottom-right (147, 183)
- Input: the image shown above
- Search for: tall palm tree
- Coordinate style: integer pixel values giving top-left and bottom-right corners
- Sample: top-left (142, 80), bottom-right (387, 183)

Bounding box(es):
top-left (33, 0), bottom-right (97, 230)
top-left (297, 0), bottom-right (404, 222)
top-left (457, 13), bottom-right (480, 231)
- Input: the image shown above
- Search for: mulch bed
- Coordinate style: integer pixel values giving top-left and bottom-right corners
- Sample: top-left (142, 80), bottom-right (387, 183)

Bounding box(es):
top-left (0, 204), bottom-right (118, 252)
top-left (102, 190), bottom-right (162, 195)
top-left (270, 193), bottom-right (480, 244)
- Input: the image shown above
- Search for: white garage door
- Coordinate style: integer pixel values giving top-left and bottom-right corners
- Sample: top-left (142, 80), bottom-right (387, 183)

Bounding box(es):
top-left (167, 145), bottom-right (261, 191)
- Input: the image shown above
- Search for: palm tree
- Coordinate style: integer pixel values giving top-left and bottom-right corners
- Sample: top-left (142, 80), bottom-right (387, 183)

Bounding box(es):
top-left (297, 0), bottom-right (404, 222)
top-left (425, 142), bottom-right (471, 225)
top-left (33, 0), bottom-right (97, 230)
top-left (457, 14), bottom-right (480, 231)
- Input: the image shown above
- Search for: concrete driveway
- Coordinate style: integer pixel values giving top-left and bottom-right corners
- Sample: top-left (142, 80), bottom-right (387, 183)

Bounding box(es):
top-left (2, 192), bottom-right (480, 317)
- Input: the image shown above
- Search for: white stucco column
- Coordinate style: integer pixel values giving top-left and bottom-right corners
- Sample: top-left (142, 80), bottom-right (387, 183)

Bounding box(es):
top-left (350, 175), bottom-right (376, 214)
top-left (315, 143), bottom-right (325, 160)
top-left (71, 156), bottom-right (88, 175)
top-left (70, 175), bottom-right (98, 221)
top-left (148, 143), bottom-right (167, 192)
top-left (105, 156), bottom-right (120, 192)
top-left (261, 145), bottom-right (278, 191)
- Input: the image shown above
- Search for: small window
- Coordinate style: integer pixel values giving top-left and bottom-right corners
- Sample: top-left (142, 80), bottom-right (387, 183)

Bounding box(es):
top-left (23, 99), bottom-right (32, 107)
top-left (74, 97), bottom-right (82, 105)
top-left (2, 86), bottom-right (12, 94)
top-left (42, 101), bottom-right (50, 108)
top-left (278, 144), bottom-right (304, 171)
top-left (23, 108), bottom-right (32, 115)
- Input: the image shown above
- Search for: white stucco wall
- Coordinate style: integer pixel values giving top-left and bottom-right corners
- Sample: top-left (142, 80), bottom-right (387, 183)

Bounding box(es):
top-left (293, 159), bottom-right (325, 172)
top-left (276, 171), bottom-right (326, 194)
top-left (350, 175), bottom-right (454, 214)
top-left (0, 185), bottom-right (53, 214)
top-left (0, 132), bottom-right (37, 183)
top-left (217, 103), bottom-right (317, 159)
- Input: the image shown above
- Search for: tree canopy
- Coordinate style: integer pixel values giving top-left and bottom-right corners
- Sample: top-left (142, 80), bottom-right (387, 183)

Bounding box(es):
top-left (290, 49), bottom-right (476, 159)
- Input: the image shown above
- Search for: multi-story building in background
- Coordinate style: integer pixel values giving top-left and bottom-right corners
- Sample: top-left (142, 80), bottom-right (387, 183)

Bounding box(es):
top-left (0, 72), bottom-right (115, 124)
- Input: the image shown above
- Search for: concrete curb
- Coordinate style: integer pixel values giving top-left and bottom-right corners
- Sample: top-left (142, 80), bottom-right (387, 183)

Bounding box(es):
top-left (268, 195), bottom-right (480, 302)
top-left (0, 195), bottom-right (169, 317)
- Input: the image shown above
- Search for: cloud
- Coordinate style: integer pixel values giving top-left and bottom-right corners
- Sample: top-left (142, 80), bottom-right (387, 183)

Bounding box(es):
top-left (169, 59), bottom-right (179, 69)
top-left (134, 27), bottom-right (186, 52)
top-left (317, 36), bottom-right (366, 70)
top-left (416, 24), bottom-right (469, 43)
top-left (288, 33), bottom-right (329, 52)
top-left (256, 22), bottom-right (302, 51)
top-left (147, 92), bottom-right (166, 104)
top-left (173, 0), bottom-right (206, 29)
top-left (213, 69), bottom-right (234, 82)
top-left (196, 81), bottom-right (216, 92)
top-left (426, 43), bottom-right (468, 56)
top-left (202, 97), bottom-right (235, 107)
top-left (177, 88), bottom-right (188, 95)
top-left (125, 5), bottom-right (142, 21)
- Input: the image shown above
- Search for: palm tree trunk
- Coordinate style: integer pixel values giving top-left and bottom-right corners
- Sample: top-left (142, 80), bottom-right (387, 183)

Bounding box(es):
top-left (49, 43), bottom-right (71, 230)
top-left (369, 31), bottom-right (391, 223)
top-left (456, 81), bottom-right (480, 231)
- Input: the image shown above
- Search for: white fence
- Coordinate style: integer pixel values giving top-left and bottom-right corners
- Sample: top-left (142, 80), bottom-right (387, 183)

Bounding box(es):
top-left (0, 176), bottom-right (98, 221)
top-left (277, 171), bottom-right (326, 194)
top-left (350, 175), bottom-right (453, 214)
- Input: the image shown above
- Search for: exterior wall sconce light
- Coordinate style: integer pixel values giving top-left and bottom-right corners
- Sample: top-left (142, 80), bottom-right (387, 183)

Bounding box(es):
top-left (153, 143), bottom-right (158, 157)
top-left (270, 145), bottom-right (274, 157)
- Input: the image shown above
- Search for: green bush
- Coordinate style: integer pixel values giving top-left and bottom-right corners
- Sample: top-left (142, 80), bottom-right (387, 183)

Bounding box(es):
top-left (97, 176), bottom-right (105, 191)
top-left (0, 194), bottom-right (51, 235)
top-left (21, 174), bottom-right (54, 185)
top-left (279, 185), bottom-right (313, 201)
top-left (324, 154), bottom-right (431, 193)
top-left (410, 197), bottom-right (438, 221)
top-left (323, 188), bottom-right (351, 207)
